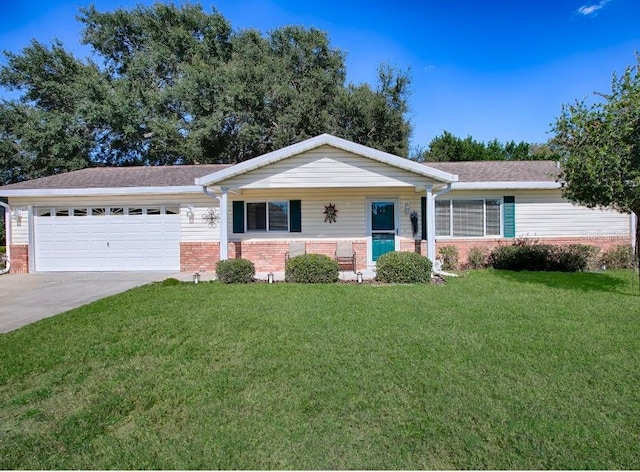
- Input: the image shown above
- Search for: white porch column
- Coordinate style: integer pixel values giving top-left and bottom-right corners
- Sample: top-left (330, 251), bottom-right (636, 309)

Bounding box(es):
top-left (219, 187), bottom-right (229, 261)
top-left (426, 185), bottom-right (436, 263)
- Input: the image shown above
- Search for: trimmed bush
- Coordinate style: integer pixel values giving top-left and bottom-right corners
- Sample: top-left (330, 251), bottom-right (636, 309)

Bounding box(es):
top-left (161, 277), bottom-right (181, 286)
top-left (216, 258), bottom-right (255, 283)
top-left (489, 243), bottom-right (597, 272)
top-left (285, 254), bottom-right (339, 283)
top-left (375, 251), bottom-right (432, 284)
top-left (599, 244), bottom-right (634, 269)
top-left (467, 247), bottom-right (489, 269)
top-left (438, 245), bottom-right (459, 270)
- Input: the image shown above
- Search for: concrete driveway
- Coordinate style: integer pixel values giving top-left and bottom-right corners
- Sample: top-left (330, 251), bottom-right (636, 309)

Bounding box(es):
top-left (0, 271), bottom-right (181, 333)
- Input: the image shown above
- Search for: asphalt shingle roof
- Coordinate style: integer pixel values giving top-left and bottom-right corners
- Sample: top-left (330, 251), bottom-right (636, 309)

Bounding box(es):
top-left (426, 160), bottom-right (560, 182)
top-left (0, 160), bottom-right (560, 191)
top-left (0, 164), bottom-right (231, 190)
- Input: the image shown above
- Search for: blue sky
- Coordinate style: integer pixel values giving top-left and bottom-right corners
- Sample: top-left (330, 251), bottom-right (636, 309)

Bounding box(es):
top-left (1, 0), bottom-right (639, 149)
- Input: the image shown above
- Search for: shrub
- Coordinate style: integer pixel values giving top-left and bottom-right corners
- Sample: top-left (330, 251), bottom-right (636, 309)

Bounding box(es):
top-left (489, 242), bottom-right (597, 272)
top-left (489, 244), bottom-right (553, 271)
top-left (467, 247), bottom-right (489, 269)
top-left (566, 244), bottom-right (600, 271)
top-left (375, 251), bottom-right (432, 284)
top-left (216, 258), bottom-right (255, 283)
top-left (599, 244), bottom-right (634, 269)
top-left (161, 277), bottom-right (181, 286)
top-left (285, 254), bottom-right (339, 283)
top-left (438, 245), bottom-right (459, 270)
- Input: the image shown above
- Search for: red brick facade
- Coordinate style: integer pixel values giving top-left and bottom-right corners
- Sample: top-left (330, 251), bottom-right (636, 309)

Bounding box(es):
top-left (181, 236), bottom-right (632, 273)
top-left (180, 242), bottom-right (220, 273)
top-left (433, 236), bottom-right (632, 268)
top-left (8, 245), bottom-right (28, 274)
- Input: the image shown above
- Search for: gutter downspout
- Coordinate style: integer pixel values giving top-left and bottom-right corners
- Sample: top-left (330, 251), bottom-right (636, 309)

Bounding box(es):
top-left (0, 201), bottom-right (11, 274)
top-left (202, 187), bottom-right (229, 261)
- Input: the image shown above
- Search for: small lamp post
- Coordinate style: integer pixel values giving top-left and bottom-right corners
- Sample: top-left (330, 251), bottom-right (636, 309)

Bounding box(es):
top-left (267, 272), bottom-right (275, 284)
top-left (193, 272), bottom-right (200, 284)
top-left (356, 272), bottom-right (363, 284)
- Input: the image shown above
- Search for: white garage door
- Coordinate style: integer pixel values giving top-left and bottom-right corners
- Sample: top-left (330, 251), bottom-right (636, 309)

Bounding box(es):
top-left (34, 205), bottom-right (180, 271)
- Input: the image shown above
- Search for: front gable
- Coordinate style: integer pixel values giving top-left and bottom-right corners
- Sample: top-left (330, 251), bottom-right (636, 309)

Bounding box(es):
top-left (195, 134), bottom-right (457, 190)
top-left (216, 145), bottom-right (442, 189)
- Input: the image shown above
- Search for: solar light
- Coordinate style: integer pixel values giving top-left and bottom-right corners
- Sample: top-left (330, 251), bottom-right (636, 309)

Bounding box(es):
top-left (357, 272), bottom-right (363, 283)
top-left (193, 272), bottom-right (200, 284)
top-left (268, 272), bottom-right (274, 284)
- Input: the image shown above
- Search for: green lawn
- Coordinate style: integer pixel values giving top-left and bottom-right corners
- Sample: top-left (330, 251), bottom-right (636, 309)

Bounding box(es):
top-left (1, 270), bottom-right (639, 469)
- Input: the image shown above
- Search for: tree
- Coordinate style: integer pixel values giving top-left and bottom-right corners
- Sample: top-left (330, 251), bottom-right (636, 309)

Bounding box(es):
top-left (416, 130), bottom-right (542, 162)
top-left (0, 3), bottom-right (412, 184)
top-left (551, 54), bottom-right (640, 269)
top-left (0, 40), bottom-right (103, 184)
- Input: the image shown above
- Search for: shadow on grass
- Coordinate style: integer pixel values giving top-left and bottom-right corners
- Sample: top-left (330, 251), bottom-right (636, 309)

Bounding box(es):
top-left (492, 269), bottom-right (640, 296)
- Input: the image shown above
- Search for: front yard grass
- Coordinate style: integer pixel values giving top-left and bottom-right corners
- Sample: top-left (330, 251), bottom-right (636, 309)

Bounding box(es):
top-left (1, 270), bottom-right (639, 469)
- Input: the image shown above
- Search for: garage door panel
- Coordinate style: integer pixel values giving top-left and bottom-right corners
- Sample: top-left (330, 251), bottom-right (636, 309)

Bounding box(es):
top-left (35, 207), bottom-right (180, 271)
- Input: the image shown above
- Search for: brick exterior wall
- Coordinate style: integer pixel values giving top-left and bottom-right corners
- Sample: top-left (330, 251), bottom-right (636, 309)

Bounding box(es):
top-left (434, 236), bottom-right (632, 268)
top-left (226, 239), bottom-right (368, 272)
top-left (8, 245), bottom-right (28, 274)
top-left (180, 242), bottom-right (220, 273)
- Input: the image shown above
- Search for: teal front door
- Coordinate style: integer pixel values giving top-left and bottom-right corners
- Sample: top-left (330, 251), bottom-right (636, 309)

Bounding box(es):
top-left (371, 201), bottom-right (396, 261)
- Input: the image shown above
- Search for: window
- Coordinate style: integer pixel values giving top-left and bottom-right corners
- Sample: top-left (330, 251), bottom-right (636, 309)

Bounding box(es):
top-left (55, 208), bottom-right (69, 217)
top-left (91, 208), bottom-right (106, 216)
top-left (246, 201), bottom-right (289, 232)
top-left (36, 208), bottom-right (52, 217)
top-left (436, 199), bottom-right (502, 237)
top-left (73, 208), bottom-right (88, 217)
top-left (165, 206), bottom-right (179, 215)
top-left (146, 207), bottom-right (161, 215)
top-left (128, 207), bottom-right (143, 215)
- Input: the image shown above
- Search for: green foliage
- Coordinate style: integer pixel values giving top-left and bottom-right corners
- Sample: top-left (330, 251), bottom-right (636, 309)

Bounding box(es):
top-left (489, 242), bottom-right (596, 272)
top-left (1, 271), bottom-right (640, 469)
top-left (551, 53), bottom-right (640, 270)
top-left (285, 254), bottom-right (339, 283)
top-left (437, 245), bottom-right (459, 270)
top-left (415, 130), bottom-right (552, 162)
top-left (160, 277), bottom-right (182, 286)
top-left (599, 244), bottom-right (635, 269)
top-left (375, 251), bottom-right (432, 283)
top-left (0, 3), bottom-right (412, 183)
top-left (216, 258), bottom-right (255, 283)
top-left (467, 246), bottom-right (489, 269)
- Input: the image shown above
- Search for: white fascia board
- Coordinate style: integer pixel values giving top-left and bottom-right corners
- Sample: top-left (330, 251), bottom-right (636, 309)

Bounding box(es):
top-left (450, 181), bottom-right (562, 190)
top-left (195, 133), bottom-right (458, 186)
top-left (0, 185), bottom-right (202, 198)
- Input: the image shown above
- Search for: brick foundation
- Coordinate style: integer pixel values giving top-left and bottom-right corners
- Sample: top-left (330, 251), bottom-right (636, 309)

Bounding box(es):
top-left (8, 245), bottom-right (29, 274)
top-left (182, 236), bottom-right (632, 274)
top-left (434, 236), bottom-right (632, 268)
top-left (227, 239), bottom-right (368, 272)
top-left (180, 242), bottom-right (220, 273)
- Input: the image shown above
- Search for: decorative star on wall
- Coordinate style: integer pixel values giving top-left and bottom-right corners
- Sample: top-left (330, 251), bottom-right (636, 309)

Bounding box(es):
top-left (323, 203), bottom-right (338, 223)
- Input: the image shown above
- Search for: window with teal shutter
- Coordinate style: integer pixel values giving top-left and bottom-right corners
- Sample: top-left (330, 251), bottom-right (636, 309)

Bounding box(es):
top-left (289, 200), bottom-right (301, 232)
top-left (503, 196), bottom-right (515, 238)
top-left (232, 201), bottom-right (244, 233)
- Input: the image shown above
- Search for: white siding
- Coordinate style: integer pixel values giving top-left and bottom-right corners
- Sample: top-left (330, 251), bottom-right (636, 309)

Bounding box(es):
top-left (9, 194), bottom-right (220, 244)
top-left (514, 191), bottom-right (630, 238)
top-left (179, 195), bottom-right (220, 242)
top-left (220, 145), bottom-right (438, 189)
top-left (228, 188), bottom-right (423, 241)
top-left (8, 205), bottom-right (29, 245)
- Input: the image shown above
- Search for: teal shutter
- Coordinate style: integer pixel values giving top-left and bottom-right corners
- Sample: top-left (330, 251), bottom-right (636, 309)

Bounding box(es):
top-left (503, 196), bottom-right (515, 238)
top-left (421, 196), bottom-right (427, 240)
top-left (232, 201), bottom-right (244, 233)
top-left (289, 200), bottom-right (301, 232)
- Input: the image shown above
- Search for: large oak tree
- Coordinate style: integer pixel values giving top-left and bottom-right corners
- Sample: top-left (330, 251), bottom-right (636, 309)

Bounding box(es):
top-left (0, 3), bottom-right (412, 185)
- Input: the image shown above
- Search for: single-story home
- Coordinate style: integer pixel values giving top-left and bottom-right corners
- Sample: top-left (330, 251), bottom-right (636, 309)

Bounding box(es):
top-left (0, 134), bottom-right (635, 274)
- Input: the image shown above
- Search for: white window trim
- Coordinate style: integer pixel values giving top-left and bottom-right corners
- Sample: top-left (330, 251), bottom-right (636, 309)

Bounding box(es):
top-left (436, 197), bottom-right (503, 239)
top-left (245, 200), bottom-right (290, 233)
